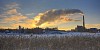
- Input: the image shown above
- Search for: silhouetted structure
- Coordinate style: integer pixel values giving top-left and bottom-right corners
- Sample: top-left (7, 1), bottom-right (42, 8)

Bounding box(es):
top-left (75, 15), bottom-right (86, 32)
top-left (18, 25), bottom-right (25, 33)
top-left (89, 28), bottom-right (98, 33)
top-left (75, 25), bottom-right (85, 32)
top-left (45, 27), bottom-right (58, 31)
top-left (99, 29), bottom-right (100, 32)
top-left (82, 15), bottom-right (86, 31)
top-left (33, 27), bottom-right (43, 34)
top-left (83, 15), bottom-right (85, 28)
top-left (18, 25), bottom-right (21, 33)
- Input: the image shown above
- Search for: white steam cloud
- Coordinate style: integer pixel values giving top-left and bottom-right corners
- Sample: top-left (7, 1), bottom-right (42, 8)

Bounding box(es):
top-left (34, 9), bottom-right (83, 26)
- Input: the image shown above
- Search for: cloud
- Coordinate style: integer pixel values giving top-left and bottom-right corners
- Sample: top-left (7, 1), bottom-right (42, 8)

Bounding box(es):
top-left (6, 8), bottom-right (18, 15)
top-left (3, 15), bottom-right (27, 22)
top-left (0, 26), bottom-right (9, 29)
top-left (0, 14), bottom-right (7, 19)
top-left (0, 2), bottom-right (36, 29)
top-left (0, 3), bottom-right (20, 19)
top-left (0, 15), bottom-right (36, 29)
top-left (34, 9), bottom-right (83, 26)
top-left (6, 2), bottom-right (20, 10)
top-left (2, 7), bottom-right (27, 23)
top-left (0, 9), bottom-right (18, 19)
top-left (10, 19), bottom-right (36, 28)
top-left (25, 13), bottom-right (34, 16)
top-left (0, 2), bottom-right (28, 23)
top-left (86, 24), bottom-right (100, 28)
top-left (0, 14), bottom-right (35, 28)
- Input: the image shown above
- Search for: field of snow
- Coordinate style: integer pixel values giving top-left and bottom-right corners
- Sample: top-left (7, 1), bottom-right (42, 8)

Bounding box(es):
top-left (0, 32), bottom-right (100, 37)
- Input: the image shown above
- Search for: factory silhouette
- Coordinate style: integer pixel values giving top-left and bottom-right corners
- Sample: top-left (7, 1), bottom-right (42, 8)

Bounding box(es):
top-left (70, 15), bottom-right (100, 33)
top-left (0, 15), bottom-right (100, 34)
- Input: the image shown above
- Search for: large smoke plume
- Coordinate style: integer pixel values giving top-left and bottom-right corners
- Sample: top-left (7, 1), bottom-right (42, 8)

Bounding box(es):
top-left (34, 9), bottom-right (83, 26)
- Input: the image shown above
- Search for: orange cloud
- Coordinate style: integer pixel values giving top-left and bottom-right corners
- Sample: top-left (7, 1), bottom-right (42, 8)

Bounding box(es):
top-left (11, 19), bottom-right (36, 28)
top-left (0, 26), bottom-right (9, 29)
top-left (34, 14), bottom-right (80, 28)
top-left (58, 26), bottom-right (76, 30)
top-left (86, 24), bottom-right (100, 29)
top-left (6, 9), bottom-right (17, 15)
top-left (3, 15), bottom-right (27, 23)
top-left (0, 2), bottom-right (37, 29)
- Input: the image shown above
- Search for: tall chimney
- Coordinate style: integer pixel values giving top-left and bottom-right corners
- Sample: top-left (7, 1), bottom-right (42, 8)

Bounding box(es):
top-left (83, 15), bottom-right (85, 28)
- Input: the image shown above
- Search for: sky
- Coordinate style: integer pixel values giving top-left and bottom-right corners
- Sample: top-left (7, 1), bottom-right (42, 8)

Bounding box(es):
top-left (0, 0), bottom-right (100, 30)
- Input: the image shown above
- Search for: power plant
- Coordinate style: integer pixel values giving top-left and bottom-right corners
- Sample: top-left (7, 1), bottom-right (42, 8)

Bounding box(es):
top-left (74, 15), bottom-right (86, 32)
top-left (73, 15), bottom-right (99, 33)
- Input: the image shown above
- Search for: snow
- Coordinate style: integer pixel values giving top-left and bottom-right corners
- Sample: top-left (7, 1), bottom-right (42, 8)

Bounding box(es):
top-left (0, 32), bottom-right (100, 37)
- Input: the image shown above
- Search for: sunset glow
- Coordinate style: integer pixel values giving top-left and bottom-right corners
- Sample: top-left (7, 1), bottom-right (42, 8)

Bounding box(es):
top-left (0, 0), bottom-right (100, 30)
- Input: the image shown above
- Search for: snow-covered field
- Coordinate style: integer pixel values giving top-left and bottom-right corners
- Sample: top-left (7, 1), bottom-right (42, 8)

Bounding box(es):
top-left (0, 32), bottom-right (100, 37)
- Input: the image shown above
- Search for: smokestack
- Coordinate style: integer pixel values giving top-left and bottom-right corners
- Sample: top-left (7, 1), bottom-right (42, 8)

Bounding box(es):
top-left (83, 15), bottom-right (85, 28)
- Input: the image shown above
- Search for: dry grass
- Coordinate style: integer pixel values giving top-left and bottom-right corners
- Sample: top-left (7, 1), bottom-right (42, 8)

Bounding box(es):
top-left (0, 35), bottom-right (100, 50)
